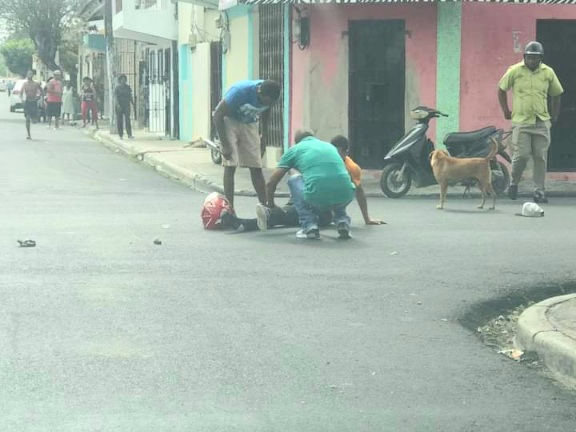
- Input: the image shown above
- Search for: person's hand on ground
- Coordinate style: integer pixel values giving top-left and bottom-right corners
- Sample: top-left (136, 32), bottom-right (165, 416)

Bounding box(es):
top-left (365, 219), bottom-right (386, 225)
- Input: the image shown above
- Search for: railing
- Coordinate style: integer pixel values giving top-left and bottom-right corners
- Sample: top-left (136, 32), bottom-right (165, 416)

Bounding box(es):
top-left (259, 5), bottom-right (285, 148)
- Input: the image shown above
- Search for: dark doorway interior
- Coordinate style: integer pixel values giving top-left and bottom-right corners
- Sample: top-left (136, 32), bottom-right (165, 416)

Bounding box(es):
top-left (349, 20), bottom-right (405, 169)
top-left (537, 20), bottom-right (576, 172)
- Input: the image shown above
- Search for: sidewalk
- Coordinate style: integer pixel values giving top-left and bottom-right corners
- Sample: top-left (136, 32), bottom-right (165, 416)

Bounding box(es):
top-left (516, 294), bottom-right (576, 386)
top-left (87, 127), bottom-right (576, 199)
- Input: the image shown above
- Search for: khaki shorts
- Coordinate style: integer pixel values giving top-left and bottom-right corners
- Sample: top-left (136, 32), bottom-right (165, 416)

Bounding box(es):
top-left (222, 117), bottom-right (262, 168)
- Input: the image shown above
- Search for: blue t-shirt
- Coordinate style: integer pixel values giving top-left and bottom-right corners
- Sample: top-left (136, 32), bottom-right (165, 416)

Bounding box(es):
top-left (224, 80), bottom-right (269, 123)
top-left (278, 137), bottom-right (356, 208)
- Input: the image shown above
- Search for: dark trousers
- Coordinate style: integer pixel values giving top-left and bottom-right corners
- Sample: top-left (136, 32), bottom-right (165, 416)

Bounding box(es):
top-left (224, 203), bottom-right (332, 232)
top-left (116, 104), bottom-right (132, 138)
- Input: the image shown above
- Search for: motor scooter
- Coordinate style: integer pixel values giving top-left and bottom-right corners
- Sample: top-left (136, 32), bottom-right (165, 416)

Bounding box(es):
top-left (380, 106), bottom-right (511, 198)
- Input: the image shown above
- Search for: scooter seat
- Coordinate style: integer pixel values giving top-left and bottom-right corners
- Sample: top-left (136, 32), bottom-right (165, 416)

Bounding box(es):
top-left (443, 126), bottom-right (496, 145)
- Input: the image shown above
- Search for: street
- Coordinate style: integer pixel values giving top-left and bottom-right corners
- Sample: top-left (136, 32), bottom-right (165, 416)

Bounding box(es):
top-left (1, 94), bottom-right (576, 432)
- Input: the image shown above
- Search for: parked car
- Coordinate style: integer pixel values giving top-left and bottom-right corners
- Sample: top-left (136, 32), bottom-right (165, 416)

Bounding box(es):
top-left (9, 79), bottom-right (27, 112)
top-left (0, 79), bottom-right (7, 92)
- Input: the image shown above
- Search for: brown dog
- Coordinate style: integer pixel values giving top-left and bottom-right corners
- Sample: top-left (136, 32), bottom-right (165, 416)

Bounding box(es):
top-left (430, 138), bottom-right (498, 210)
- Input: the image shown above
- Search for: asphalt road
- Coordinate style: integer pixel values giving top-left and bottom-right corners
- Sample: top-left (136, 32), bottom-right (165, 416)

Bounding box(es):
top-left (1, 94), bottom-right (576, 432)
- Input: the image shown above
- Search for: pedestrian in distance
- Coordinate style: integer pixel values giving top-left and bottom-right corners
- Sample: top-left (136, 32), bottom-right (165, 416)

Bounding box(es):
top-left (46, 70), bottom-right (64, 130)
top-left (498, 41), bottom-right (563, 204)
top-left (6, 80), bottom-right (14, 97)
top-left (20, 70), bottom-right (43, 140)
top-left (61, 82), bottom-right (76, 125)
top-left (81, 77), bottom-right (99, 129)
top-left (114, 75), bottom-right (134, 140)
top-left (212, 79), bottom-right (281, 209)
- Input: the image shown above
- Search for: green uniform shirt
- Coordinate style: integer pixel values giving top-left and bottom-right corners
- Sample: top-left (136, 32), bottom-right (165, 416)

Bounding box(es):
top-left (498, 61), bottom-right (563, 125)
top-left (278, 137), bottom-right (356, 208)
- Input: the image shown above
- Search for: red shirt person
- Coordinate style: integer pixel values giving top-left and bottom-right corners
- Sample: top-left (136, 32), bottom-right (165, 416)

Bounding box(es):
top-left (46, 70), bottom-right (64, 129)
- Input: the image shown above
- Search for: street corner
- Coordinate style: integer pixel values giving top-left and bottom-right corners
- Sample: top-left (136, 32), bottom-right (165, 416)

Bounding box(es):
top-left (515, 294), bottom-right (576, 386)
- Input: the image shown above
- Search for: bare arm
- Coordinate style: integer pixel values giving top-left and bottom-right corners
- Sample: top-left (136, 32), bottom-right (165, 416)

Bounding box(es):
top-left (550, 95), bottom-right (561, 123)
top-left (259, 109), bottom-right (271, 155)
top-left (356, 185), bottom-right (385, 225)
top-left (266, 167), bottom-right (288, 208)
top-left (498, 89), bottom-right (512, 120)
top-left (212, 100), bottom-right (232, 158)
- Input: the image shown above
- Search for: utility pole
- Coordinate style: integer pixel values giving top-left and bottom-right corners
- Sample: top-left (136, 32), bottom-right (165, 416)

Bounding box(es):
top-left (104, 0), bottom-right (117, 133)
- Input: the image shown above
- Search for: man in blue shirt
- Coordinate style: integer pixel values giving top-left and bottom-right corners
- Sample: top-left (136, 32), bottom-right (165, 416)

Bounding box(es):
top-left (213, 79), bottom-right (281, 208)
top-left (265, 129), bottom-right (356, 240)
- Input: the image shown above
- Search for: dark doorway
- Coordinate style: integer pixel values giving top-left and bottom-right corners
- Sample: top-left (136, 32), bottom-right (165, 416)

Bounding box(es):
top-left (537, 20), bottom-right (576, 172)
top-left (349, 20), bottom-right (405, 169)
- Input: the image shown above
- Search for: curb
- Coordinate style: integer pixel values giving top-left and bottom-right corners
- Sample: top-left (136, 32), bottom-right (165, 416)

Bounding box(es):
top-left (85, 129), bottom-right (576, 200)
top-left (515, 294), bottom-right (576, 386)
top-left (87, 129), bottom-right (290, 197)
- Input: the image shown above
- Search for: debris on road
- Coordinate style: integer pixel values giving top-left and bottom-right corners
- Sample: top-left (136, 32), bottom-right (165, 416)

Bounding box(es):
top-left (390, 251), bottom-right (399, 255)
top-left (499, 349), bottom-right (525, 361)
top-left (153, 239), bottom-right (162, 245)
top-left (17, 240), bottom-right (36, 248)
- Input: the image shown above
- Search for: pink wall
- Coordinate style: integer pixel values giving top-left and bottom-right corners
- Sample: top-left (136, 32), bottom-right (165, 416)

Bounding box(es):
top-left (290, 4), bottom-right (438, 145)
top-left (460, 4), bottom-right (576, 133)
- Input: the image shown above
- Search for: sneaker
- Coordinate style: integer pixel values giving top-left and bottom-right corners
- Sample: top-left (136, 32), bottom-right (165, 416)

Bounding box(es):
top-left (221, 210), bottom-right (241, 230)
top-left (508, 184), bottom-right (518, 200)
top-left (296, 228), bottom-right (320, 240)
top-left (255, 204), bottom-right (271, 231)
top-left (533, 191), bottom-right (548, 204)
top-left (337, 222), bottom-right (352, 240)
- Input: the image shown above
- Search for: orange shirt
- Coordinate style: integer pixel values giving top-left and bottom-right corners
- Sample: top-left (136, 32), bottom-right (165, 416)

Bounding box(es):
top-left (344, 156), bottom-right (362, 187)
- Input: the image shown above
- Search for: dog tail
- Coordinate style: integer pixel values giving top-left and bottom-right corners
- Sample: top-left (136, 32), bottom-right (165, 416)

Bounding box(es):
top-left (485, 137), bottom-right (499, 160)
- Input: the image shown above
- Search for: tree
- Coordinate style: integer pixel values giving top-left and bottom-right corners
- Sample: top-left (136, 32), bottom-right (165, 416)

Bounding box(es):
top-left (0, 39), bottom-right (34, 77)
top-left (0, 0), bottom-right (80, 71)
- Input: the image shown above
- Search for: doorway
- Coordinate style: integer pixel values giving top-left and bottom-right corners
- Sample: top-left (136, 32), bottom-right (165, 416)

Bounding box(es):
top-left (537, 20), bottom-right (576, 172)
top-left (349, 20), bottom-right (406, 169)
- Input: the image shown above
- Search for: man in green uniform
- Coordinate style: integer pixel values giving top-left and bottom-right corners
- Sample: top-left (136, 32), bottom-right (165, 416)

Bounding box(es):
top-left (498, 41), bottom-right (563, 203)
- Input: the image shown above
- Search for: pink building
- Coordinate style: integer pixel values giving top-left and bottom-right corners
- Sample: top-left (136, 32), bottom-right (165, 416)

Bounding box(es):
top-left (284, 2), bottom-right (576, 172)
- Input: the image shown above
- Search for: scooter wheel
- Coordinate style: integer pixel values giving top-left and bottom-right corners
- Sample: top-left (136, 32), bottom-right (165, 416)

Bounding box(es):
top-left (492, 161), bottom-right (510, 196)
top-left (380, 163), bottom-right (412, 198)
top-left (211, 146), bottom-right (222, 165)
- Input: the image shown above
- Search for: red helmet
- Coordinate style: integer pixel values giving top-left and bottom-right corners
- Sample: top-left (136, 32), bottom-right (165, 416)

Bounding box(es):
top-left (201, 192), bottom-right (234, 230)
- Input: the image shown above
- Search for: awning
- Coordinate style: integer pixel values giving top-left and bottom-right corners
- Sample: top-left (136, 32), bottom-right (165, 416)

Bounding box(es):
top-left (172, 0), bottom-right (220, 8)
top-left (220, 0), bottom-right (575, 9)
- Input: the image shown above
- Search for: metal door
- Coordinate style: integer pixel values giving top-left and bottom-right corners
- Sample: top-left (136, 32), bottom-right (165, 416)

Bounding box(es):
top-left (147, 48), bottom-right (167, 133)
top-left (210, 41), bottom-right (223, 139)
top-left (259, 5), bottom-right (285, 149)
top-left (537, 20), bottom-right (576, 172)
top-left (349, 20), bottom-right (406, 169)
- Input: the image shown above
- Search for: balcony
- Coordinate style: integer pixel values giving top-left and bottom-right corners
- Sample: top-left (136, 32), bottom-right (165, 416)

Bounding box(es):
top-left (113, 0), bottom-right (177, 43)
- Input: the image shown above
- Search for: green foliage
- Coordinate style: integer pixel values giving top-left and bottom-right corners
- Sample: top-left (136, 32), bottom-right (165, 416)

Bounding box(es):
top-left (0, 39), bottom-right (34, 77)
top-left (0, 0), bottom-right (81, 71)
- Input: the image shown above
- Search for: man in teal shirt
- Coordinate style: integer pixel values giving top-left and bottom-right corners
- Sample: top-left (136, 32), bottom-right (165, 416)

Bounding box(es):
top-left (265, 129), bottom-right (356, 239)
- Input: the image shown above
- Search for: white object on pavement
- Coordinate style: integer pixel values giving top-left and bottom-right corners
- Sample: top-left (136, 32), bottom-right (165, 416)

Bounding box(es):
top-left (521, 202), bottom-right (544, 217)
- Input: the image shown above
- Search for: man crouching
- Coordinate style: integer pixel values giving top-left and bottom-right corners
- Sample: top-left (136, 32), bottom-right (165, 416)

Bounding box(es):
top-left (264, 129), bottom-right (356, 240)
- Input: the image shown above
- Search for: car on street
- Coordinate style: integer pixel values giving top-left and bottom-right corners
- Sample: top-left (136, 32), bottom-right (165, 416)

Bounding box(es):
top-left (0, 79), bottom-right (7, 92)
top-left (9, 79), bottom-right (27, 112)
